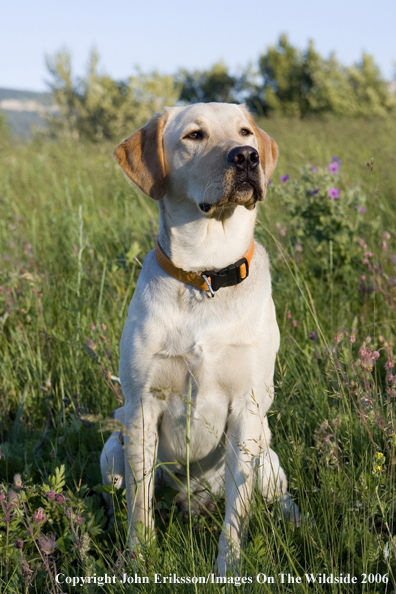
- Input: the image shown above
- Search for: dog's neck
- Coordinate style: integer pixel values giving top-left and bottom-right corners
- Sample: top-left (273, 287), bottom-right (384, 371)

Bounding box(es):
top-left (157, 197), bottom-right (257, 272)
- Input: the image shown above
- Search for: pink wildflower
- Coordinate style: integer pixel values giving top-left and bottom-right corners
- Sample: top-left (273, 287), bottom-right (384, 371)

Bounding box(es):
top-left (33, 508), bottom-right (46, 524)
top-left (328, 162), bottom-right (340, 173)
top-left (8, 490), bottom-right (19, 508)
top-left (328, 188), bottom-right (340, 199)
top-left (38, 533), bottom-right (57, 555)
top-left (14, 474), bottom-right (23, 489)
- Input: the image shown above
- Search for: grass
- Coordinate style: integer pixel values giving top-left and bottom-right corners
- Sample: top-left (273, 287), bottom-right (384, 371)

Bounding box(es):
top-left (1, 116), bottom-right (396, 592)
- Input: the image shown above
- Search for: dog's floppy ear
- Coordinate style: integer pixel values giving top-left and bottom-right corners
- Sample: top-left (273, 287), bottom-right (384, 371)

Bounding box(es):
top-left (113, 110), bottom-right (169, 200)
top-left (244, 109), bottom-right (278, 181)
top-left (256, 128), bottom-right (278, 181)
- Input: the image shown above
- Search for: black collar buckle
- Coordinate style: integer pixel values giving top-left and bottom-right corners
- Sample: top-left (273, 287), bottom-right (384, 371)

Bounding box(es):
top-left (202, 257), bottom-right (249, 293)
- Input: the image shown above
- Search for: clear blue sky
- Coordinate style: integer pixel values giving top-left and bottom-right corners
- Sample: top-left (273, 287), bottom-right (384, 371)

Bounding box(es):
top-left (1, 0), bottom-right (395, 92)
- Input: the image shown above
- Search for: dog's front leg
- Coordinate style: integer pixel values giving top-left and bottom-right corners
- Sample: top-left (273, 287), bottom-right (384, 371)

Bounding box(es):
top-left (123, 400), bottom-right (160, 555)
top-left (216, 409), bottom-right (262, 575)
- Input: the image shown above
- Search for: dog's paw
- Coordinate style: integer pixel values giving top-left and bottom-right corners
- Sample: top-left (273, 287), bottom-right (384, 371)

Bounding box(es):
top-left (215, 554), bottom-right (239, 578)
top-left (215, 536), bottom-right (241, 577)
top-left (279, 492), bottom-right (301, 527)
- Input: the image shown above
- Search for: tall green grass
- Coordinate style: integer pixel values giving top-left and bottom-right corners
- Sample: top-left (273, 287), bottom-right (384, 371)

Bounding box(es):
top-left (1, 117), bottom-right (396, 592)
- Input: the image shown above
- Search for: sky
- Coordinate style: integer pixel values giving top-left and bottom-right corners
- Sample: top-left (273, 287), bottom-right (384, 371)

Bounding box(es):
top-left (1, 0), bottom-right (395, 92)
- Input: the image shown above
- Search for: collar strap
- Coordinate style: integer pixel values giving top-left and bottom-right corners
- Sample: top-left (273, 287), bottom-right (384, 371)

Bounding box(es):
top-left (155, 239), bottom-right (254, 294)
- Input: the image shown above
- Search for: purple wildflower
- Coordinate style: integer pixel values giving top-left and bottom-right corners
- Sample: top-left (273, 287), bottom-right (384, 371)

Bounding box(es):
top-left (328, 188), bottom-right (340, 200)
top-left (268, 179), bottom-right (273, 185)
top-left (280, 174), bottom-right (290, 183)
top-left (359, 207), bottom-right (366, 214)
top-left (329, 162), bottom-right (340, 174)
top-left (332, 156), bottom-right (342, 165)
top-left (310, 188), bottom-right (320, 195)
top-left (311, 166), bottom-right (318, 173)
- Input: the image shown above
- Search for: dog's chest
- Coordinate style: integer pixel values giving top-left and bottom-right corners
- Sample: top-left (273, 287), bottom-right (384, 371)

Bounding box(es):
top-left (149, 307), bottom-right (261, 462)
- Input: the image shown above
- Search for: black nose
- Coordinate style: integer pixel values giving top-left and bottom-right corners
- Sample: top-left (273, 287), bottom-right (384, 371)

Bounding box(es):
top-left (227, 146), bottom-right (260, 171)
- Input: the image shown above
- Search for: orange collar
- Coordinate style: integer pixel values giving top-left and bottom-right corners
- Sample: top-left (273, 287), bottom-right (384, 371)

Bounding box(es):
top-left (155, 239), bottom-right (254, 296)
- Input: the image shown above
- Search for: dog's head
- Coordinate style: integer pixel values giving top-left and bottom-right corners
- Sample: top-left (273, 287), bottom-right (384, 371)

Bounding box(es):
top-left (114, 103), bottom-right (278, 214)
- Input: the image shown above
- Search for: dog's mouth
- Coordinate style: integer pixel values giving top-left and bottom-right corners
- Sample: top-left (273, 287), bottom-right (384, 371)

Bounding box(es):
top-left (198, 170), bottom-right (264, 215)
top-left (229, 174), bottom-right (263, 209)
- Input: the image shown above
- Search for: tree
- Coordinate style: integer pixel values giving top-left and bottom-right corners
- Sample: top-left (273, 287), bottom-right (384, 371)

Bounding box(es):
top-left (256, 34), bottom-right (303, 116)
top-left (347, 53), bottom-right (396, 116)
top-left (178, 62), bottom-right (238, 104)
top-left (252, 34), bottom-right (395, 118)
top-left (46, 49), bottom-right (181, 141)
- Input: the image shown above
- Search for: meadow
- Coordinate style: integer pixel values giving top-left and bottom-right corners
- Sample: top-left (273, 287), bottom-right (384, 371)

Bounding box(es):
top-left (1, 115), bottom-right (396, 593)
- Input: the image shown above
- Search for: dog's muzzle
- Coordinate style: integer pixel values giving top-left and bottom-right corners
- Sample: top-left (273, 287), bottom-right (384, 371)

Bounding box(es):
top-left (227, 145), bottom-right (262, 208)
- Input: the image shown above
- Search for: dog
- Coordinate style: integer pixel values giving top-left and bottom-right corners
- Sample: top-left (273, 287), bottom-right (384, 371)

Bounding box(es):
top-left (100, 102), bottom-right (299, 574)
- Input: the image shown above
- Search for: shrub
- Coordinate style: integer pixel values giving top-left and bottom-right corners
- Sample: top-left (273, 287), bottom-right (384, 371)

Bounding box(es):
top-left (268, 158), bottom-right (375, 278)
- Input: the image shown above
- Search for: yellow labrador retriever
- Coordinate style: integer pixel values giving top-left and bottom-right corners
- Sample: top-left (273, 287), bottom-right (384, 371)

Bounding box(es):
top-left (100, 102), bottom-right (299, 574)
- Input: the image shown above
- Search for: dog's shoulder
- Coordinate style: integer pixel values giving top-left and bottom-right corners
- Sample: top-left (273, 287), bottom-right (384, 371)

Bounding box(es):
top-left (241, 240), bottom-right (272, 300)
top-left (252, 240), bottom-right (271, 276)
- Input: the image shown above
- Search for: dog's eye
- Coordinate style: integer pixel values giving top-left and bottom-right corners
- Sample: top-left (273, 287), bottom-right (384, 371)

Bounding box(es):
top-left (240, 128), bottom-right (252, 136)
top-left (185, 131), bottom-right (203, 140)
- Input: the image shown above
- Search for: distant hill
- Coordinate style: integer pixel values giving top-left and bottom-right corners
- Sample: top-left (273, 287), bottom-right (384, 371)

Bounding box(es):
top-left (0, 87), bottom-right (57, 138)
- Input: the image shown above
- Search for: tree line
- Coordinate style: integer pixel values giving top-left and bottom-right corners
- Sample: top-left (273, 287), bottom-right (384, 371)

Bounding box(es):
top-left (45, 34), bottom-right (396, 142)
